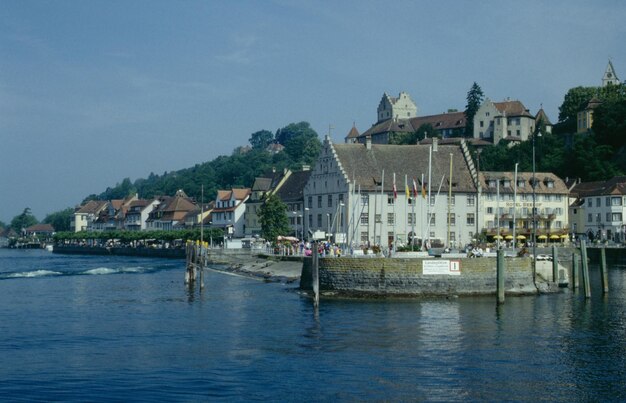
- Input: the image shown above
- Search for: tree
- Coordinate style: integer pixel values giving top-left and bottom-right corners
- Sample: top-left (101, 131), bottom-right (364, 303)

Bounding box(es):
top-left (43, 208), bottom-right (74, 232)
top-left (0, 219), bottom-right (6, 229)
top-left (258, 194), bottom-right (290, 242)
top-left (10, 208), bottom-right (38, 233)
top-left (249, 130), bottom-right (274, 150)
top-left (593, 98), bottom-right (626, 150)
top-left (275, 122), bottom-right (317, 145)
top-left (465, 82), bottom-right (484, 136)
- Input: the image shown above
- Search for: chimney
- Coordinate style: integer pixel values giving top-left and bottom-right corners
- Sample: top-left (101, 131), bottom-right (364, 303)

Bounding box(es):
top-left (365, 135), bottom-right (372, 150)
top-left (432, 137), bottom-right (438, 152)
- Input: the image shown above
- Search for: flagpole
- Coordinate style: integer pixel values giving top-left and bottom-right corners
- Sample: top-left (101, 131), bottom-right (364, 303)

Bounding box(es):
top-left (427, 146), bottom-right (432, 249)
top-left (393, 172), bottom-right (397, 255)
top-left (421, 173), bottom-right (425, 250)
top-left (380, 169), bottom-right (384, 249)
top-left (405, 174), bottom-right (408, 249)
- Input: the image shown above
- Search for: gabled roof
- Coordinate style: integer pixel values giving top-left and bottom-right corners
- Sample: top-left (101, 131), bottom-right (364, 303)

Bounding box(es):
top-left (76, 200), bottom-right (109, 215)
top-left (571, 176), bottom-right (626, 197)
top-left (330, 143), bottom-right (477, 193)
top-left (360, 118), bottom-right (414, 138)
top-left (24, 223), bottom-right (55, 233)
top-left (493, 100), bottom-right (533, 118)
top-left (480, 172), bottom-right (568, 194)
top-left (217, 188), bottom-right (251, 202)
top-left (410, 111), bottom-right (466, 131)
top-left (274, 170), bottom-right (312, 202)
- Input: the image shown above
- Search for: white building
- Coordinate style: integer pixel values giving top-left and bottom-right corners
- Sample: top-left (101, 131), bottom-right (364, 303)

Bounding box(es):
top-left (473, 98), bottom-right (537, 145)
top-left (480, 172), bottom-right (570, 243)
top-left (303, 136), bottom-right (480, 250)
top-left (569, 177), bottom-right (626, 243)
top-left (211, 188), bottom-right (251, 239)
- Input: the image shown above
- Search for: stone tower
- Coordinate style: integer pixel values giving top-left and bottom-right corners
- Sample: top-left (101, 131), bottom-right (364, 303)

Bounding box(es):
top-left (377, 92), bottom-right (418, 123)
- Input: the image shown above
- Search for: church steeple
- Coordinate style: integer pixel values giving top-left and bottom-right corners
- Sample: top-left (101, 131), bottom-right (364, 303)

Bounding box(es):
top-left (602, 60), bottom-right (620, 86)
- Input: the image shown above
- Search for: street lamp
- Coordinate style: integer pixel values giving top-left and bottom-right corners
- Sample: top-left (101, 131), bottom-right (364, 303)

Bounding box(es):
top-left (532, 126), bottom-right (542, 279)
top-left (304, 207), bottom-right (309, 242)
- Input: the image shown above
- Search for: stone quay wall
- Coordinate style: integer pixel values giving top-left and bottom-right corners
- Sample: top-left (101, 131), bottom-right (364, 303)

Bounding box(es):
top-left (301, 257), bottom-right (537, 297)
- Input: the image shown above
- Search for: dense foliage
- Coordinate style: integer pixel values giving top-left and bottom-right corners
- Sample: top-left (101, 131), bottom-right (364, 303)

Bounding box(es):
top-left (10, 208), bottom-right (38, 232)
top-left (53, 228), bottom-right (224, 244)
top-left (258, 194), bottom-right (291, 242)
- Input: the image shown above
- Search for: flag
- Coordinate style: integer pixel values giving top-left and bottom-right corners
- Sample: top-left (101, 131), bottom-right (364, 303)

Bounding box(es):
top-left (405, 175), bottom-right (409, 199)
top-left (421, 181), bottom-right (427, 199)
top-left (412, 178), bottom-right (418, 198)
top-left (393, 173), bottom-right (397, 200)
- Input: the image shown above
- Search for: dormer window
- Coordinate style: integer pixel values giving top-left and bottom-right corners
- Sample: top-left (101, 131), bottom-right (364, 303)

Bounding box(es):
top-left (546, 180), bottom-right (554, 188)
top-left (503, 180), bottom-right (511, 187)
top-left (488, 180), bottom-right (497, 188)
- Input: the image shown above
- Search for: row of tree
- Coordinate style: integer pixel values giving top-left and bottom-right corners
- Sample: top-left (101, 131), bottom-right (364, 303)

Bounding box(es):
top-left (53, 228), bottom-right (224, 245)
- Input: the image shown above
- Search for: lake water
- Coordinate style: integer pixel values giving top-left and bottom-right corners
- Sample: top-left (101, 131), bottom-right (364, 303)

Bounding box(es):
top-left (1, 249), bottom-right (625, 402)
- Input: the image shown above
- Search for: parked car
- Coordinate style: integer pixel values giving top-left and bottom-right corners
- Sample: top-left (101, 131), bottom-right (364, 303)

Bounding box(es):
top-left (535, 254), bottom-right (553, 261)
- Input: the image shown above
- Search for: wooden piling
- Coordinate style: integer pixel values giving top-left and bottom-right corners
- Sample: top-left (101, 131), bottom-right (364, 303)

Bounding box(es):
top-left (600, 247), bottom-right (609, 294)
top-left (496, 249), bottom-right (505, 304)
top-left (551, 244), bottom-right (558, 283)
top-left (580, 240), bottom-right (591, 299)
top-left (571, 252), bottom-right (579, 290)
top-left (312, 241), bottom-right (320, 307)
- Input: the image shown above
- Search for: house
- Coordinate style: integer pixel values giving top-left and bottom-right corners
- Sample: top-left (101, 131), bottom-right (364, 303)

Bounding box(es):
top-left (0, 227), bottom-right (17, 247)
top-left (183, 201), bottom-right (214, 229)
top-left (377, 92), bottom-right (418, 122)
top-left (473, 98), bottom-right (539, 145)
top-left (304, 135), bottom-right (479, 249)
top-left (146, 190), bottom-right (198, 231)
top-left (23, 223), bottom-right (55, 238)
top-left (211, 188), bottom-right (251, 238)
top-left (245, 169), bottom-right (289, 237)
top-left (274, 168), bottom-right (312, 239)
top-left (576, 98), bottom-right (602, 134)
top-left (124, 199), bottom-right (160, 231)
top-left (71, 200), bottom-right (109, 232)
top-left (479, 172), bottom-right (569, 242)
top-left (568, 176), bottom-right (626, 243)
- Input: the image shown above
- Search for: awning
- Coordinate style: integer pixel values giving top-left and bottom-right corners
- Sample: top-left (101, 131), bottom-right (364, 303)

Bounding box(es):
top-left (538, 235), bottom-right (548, 240)
top-left (550, 235), bottom-right (560, 240)
top-left (505, 235), bottom-right (514, 240)
top-left (516, 235), bottom-right (526, 240)
top-left (493, 235), bottom-right (503, 239)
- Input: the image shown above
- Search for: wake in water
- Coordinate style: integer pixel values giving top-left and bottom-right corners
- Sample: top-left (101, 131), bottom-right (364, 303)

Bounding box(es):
top-left (1, 266), bottom-right (155, 280)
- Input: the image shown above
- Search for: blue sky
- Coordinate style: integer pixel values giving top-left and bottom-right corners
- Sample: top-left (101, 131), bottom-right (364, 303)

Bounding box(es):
top-left (1, 0), bottom-right (624, 223)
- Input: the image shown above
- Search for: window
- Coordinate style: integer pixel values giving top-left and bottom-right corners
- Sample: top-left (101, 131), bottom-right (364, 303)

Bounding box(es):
top-left (375, 214), bottom-right (382, 223)
top-left (596, 198), bottom-right (601, 207)
top-left (596, 213), bottom-right (601, 223)
top-left (307, 196), bottom-right (312, 208)
top-left (430, 196), bottom-right (435, 206)
top-left (467, 194), bottom-right (475, 206)
top-left (612, 213), bottom-right (622, 221)
top-left (387, 213), bottom-right (395, 225)
top-left (317, 196), bottom-right (322, 208)
top-left (328, 195), bottom-right (333, 208)
top-left (429, 213), bottom-right (436, 226)
top-left (361, 232), bottom-right (368, 243)
top-left (488, 180), bottom-right (497, 188)
top-left (611, 197), bottom-right (622, 206)
top-left (487, 207), bottom-right (493, 214)
top-left (517, 180), bottom-right (525, 188)
top-left (606, 197), bottom-right (611, 207)
top-left (448, 213), bottom-right (456, 226)
top-left (388, 194), bottom-right (395, 205)
top-left (516, 130), bottom-right (520, 136)
top-left (487, 193), bottom-right (494, 201)
top-left (547, 181), bottom-right (554, 188)
top-left (447, 195), bottom-right (455, 206)
top-left (606, 213), bottom-right (611, 222)
top-left (361, 213), bottom-right (369, 225)
top-left (407, 213), bottom-right (416, 225)
top-left (308, 214), bottom-right (312, 228)
top-left (450, 232), bottom-right (456, 242)
top-left (361, 195), bottom-right (368, 205)
top-left (466, 213), bottom-right (475, 226)
top-left (480, 120), bottom-right (484, 127)
top-left (587, 198), bottom-right (592, 207)
top-left (317, 214), bottom-right (322, 227)
top-left (339, 194), bottom-right (344, 204)
top-left (587, 213), bottom-right (592, 223)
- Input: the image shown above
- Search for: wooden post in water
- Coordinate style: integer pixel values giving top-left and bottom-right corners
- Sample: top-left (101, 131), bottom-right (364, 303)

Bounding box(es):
top-left (571, 252), bottom-right (579, 290)
top-left (496, 249), bottom-right (505, 304)
top-left (312, 241), bottom-right (320, 307)
top-left (580, 240), bottom-right (591, 298)
top-left (600, 247), bottom-right (609, 294)
top-left (551, 244), bottom-right (558, 283)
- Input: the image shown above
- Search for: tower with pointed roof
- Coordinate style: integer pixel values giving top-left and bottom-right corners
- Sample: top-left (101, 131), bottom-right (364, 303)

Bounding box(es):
top-left (602, 60), bottom-right (620, 86)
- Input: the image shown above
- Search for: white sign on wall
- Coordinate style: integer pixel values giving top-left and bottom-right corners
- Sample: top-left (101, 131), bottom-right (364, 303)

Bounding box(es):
top-left (423, 260), bottom-right (461, 276)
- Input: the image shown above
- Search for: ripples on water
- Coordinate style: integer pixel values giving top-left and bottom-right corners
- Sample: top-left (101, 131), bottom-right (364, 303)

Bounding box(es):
top-left (0, 249), bottom-right (624, 401)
